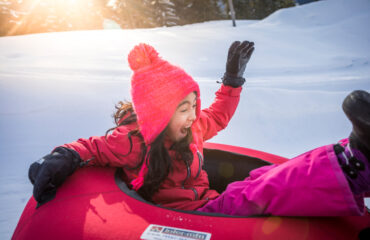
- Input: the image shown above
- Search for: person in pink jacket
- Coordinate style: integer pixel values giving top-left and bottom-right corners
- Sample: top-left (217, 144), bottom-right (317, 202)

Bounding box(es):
top-left (29, 42), bottom-right (370, 216)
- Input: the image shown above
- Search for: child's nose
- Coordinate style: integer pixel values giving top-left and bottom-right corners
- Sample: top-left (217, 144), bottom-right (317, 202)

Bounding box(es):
top-left (189, 109), bottom-right (196, 122)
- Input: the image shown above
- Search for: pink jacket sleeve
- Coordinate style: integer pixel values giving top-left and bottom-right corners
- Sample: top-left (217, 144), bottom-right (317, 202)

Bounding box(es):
top-left (61, 125), bottom-right (141, 167)
top-left (198, 84), bottom-right (242, 141)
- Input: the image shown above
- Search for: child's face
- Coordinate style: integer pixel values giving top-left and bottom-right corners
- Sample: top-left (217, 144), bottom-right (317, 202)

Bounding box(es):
top-left (166, 92), bottom-right (197, 142)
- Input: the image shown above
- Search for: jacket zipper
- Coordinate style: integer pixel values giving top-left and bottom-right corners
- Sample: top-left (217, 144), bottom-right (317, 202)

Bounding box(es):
top-left (181, 159), bottom-right (191, 189)
top-left (194, 151), bottom-right (203, 179)
top-left (191, 188), bottom-right (199, 200)
top-left (182, 158), bottom-right (199, 201)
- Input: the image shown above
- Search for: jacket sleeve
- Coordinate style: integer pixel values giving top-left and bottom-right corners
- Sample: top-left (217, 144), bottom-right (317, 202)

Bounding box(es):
top-left (198, 84), bottom-right (242, 141)
top-left (60, 125), bottom-right (141, 167)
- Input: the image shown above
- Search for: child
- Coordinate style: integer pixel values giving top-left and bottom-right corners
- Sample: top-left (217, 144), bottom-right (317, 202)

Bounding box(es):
top-left (29, 42), bottom-right (370, 216)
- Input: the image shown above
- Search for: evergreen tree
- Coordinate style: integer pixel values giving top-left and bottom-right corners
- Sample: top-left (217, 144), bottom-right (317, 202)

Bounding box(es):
top-left (112, 0), bottom-right (179, 28)
top-left (232, 0), bottom-right (295, 19)
top-left (172, 0), bottom-right (226, 26)
top-left (113, 0), bottom-right (151, 28)
top-left (0, 0), bottom-right (298, 36)
top-left (151, 0), bottom-right (179, 27)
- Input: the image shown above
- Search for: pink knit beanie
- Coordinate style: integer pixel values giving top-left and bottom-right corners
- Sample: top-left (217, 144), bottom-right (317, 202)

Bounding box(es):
top-left (128, 43), bottom-right (201, 190)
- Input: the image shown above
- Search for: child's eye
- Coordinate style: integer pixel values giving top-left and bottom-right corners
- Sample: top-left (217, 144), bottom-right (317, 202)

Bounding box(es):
top-left (192, 104), bottom-right (197, 109)
top-left (180, 108), bottom-right (187, 113)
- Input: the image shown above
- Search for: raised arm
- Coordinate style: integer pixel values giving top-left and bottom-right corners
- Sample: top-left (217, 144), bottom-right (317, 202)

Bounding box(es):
top-left (199, 41), bottom-right (255, 140)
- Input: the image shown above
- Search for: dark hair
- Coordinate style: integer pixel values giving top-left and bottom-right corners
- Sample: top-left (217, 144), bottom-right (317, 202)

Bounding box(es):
top-left (106, 101), bottom-right (193, 201)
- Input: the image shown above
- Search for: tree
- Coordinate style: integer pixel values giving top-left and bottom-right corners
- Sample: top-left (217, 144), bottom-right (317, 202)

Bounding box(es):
top-left (111, 0), bottom-right (179, 28)
top-left (232, 0), bottom-right (295, 19)
top-left (0, 0), bottom-right (297, 36)
top-left (151, 0), bottom-right (179, 27)
top-left (166, 0), bottom-right (227, 26)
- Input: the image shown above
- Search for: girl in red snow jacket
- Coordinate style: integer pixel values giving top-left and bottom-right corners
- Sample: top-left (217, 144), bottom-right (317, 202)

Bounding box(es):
top-left (61, 84), bottom-right (241, 211)
top-left (29, 42), bottom-right (370, 216)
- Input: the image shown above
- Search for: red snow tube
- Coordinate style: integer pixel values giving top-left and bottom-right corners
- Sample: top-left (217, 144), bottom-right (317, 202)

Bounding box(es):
top-left (12, 142), bottom-right (370, 240)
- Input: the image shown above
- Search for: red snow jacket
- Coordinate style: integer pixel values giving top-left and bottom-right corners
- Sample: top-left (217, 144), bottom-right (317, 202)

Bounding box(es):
top-left (62, 85), bottom-right (241, 211)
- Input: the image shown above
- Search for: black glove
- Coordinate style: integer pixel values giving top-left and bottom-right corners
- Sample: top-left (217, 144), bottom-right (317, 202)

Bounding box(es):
top-left (28, 147), bottom-right (81, 206)
top-left (222, 40), bottom-right (255, 88)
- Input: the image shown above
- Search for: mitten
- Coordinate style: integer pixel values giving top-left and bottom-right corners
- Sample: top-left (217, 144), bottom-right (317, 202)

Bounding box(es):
top-left (29, 147), bottom-right (81, 206)
top-left (222, 41), bottom-right (255, 88)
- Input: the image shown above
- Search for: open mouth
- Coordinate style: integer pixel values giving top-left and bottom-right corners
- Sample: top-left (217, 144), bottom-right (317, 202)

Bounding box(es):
top-left (181, 127), bottom-right (190, 134)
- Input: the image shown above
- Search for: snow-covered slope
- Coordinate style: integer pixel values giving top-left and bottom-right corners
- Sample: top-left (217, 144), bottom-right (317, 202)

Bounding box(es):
top-left (1, 0), bottom-right (369, 238)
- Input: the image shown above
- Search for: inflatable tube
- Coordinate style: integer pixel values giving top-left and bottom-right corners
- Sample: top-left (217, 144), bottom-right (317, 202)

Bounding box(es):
top-left (12, 142), bottom-right (370, 240)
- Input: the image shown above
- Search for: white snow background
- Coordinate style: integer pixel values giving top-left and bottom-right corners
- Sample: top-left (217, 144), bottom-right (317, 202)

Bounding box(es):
top-left (1, 0), bottom-right (370, 238)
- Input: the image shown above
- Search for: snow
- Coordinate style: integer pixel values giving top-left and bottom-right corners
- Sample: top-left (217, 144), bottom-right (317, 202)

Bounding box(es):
top-left (1, 0), bottom-right (370, 238)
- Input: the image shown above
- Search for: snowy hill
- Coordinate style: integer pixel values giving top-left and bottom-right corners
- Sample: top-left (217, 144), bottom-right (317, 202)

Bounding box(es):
top-left (1, 0), bottom-right (369, 238)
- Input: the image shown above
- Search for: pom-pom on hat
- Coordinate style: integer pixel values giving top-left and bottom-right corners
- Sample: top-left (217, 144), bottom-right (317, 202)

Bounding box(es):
top-left (128, 43), bottom-right (201, 146)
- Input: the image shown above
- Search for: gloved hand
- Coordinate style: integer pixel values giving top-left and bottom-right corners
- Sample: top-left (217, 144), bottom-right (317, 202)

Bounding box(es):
top-left (222, 40), bottom-right (255, 88)
top-left (28, 147), bottom-right (81, 206)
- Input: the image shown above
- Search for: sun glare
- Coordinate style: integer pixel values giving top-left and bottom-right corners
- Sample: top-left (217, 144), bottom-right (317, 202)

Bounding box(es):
top-left (41, 0), bottom-right (77, 4)
top-left (6, 0), bottom-right (107, 36)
